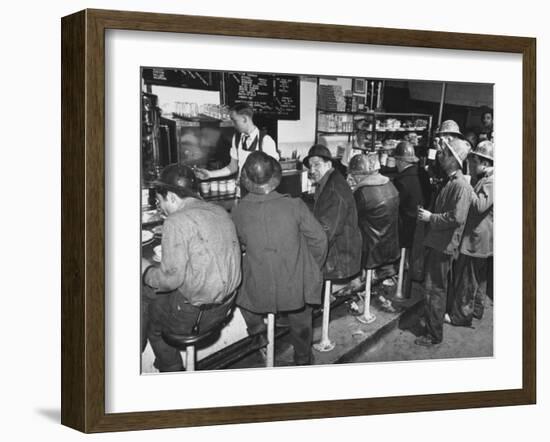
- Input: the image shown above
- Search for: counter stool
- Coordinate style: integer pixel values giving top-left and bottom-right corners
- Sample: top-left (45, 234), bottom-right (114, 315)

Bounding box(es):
top-left (313, 280), bottom-right (335, 352)
top-left (266, 313), bottom-right (275, 367)
top-left (395, 248), bottom-right (408, 299)
top-left (357, 269), bottom-right (376, 324)
top-left (162, 294), bottom-right (236, 371)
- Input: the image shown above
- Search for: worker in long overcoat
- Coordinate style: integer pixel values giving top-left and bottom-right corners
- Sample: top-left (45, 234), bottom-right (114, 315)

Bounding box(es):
top-left (303, 144), bottom-right (362, 281)
top-left (393, 141), bottom-right (428, 249)
top-left (232, 151), bottom-right (328, 365)
top-left (348, 153), bottom-right (400, 272)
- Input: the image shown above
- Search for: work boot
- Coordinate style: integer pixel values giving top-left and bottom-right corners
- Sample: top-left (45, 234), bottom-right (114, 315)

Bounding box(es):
top-left (414, 335), bottom-right (441, 347)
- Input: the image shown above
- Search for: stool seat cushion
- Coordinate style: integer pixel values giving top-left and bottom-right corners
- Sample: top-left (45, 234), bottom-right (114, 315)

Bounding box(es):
top-left (161, 294), bottom-right (236, 349)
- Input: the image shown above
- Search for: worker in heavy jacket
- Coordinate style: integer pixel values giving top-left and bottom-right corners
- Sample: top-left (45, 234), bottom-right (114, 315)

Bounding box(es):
top-left (393, 141), bottom-right (428, 249)
top-left (141, 164), bottom-right (242, 372)
top-left (415, 138), bottom-right (472, 346)
top-left (232, 152), bottom-right (328, 365)
top-left (348, 153), bottom-right (400, 277)
top-left (303, 144), bottom-right (362, 281)
top-left (448, 141), bottom-right (494, 326)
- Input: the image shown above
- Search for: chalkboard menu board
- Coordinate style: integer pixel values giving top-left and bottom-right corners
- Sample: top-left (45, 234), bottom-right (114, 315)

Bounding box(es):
top-left (142, 68), bottom-right (221, 91)
top-left (224, 73), bottom-right (300, 120)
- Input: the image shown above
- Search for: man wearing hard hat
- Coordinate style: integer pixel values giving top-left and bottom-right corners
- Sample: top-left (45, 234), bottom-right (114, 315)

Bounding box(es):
top-left (415, 137), bottom-right (472, 346)
top-left (448, 141), bottom-right (494, 326)
top-left (393, 141), bottom-right (429, 250)
top-left (232, 152), bottom-right (328, 366)
top-left (141, 164), bottom-right (242, 371)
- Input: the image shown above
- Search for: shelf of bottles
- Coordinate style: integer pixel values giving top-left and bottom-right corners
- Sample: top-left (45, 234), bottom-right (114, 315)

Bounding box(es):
top-left (171, 102), bottom-right (233, 127)
top-left (361, 113), bottom-right (433, 168)
top-left (354, 113), bottom-right (431, 149)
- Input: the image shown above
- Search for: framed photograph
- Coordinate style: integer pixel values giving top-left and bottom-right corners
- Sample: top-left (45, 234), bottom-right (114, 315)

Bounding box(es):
top-left (61, 9), bottom-right (536, 433)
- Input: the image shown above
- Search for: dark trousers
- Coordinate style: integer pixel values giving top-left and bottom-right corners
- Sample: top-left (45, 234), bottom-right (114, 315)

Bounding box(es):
top-left (422, 248), bottom-right (454, 343)
top-left (487, 256), bottom-right (494, 302)
top-left (374, 262), bottom-right (398, 279)
top-left (141, 285), bottom-right (230, 372)
top-left (239, 305), bottom-right (313, 365)
top-left (450, 253), bottom-right (488, 326)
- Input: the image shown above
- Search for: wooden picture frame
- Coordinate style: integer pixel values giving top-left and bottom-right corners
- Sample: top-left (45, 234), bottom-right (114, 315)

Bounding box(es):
top-left (61, 9), bottom-right (536, 433)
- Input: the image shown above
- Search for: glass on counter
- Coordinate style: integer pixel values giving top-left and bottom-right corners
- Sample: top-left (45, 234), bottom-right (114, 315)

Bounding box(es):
top-left (227, 178), bottom-right (236, 195)
top-left (198, 176), bottom-right (238, 200)
top-left (210, 180), bottom-right (219, 197)
top-left (219, 180), bottom-right (228, 196)
top-left (200, 181), bottom-right (211, 196)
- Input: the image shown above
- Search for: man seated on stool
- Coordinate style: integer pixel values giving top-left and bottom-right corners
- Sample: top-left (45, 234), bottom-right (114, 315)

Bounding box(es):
top-left (348, 153), bottom-right (400, 289)
top-left (232, 152), bottom-right (327, 366)
top-left (303, 144), bottom-right (362, 284)
top-left (141, 164), bottom-right (242, 372)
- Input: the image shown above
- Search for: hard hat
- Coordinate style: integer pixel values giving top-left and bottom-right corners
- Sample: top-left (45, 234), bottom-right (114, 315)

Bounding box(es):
top-left (471, 140), bottom-right (494, 162)
top-left (394, 141), bottom-right (419, 163)
top-left (436, 120), bottom-right (463, 138)
top-left (151, 163), bottom-right (198, 197)
top-left (443, 138), bottom-right (471, 167)
top-left (348, 153), bottom-right (380, 175)
top-left (241, 151), bottom-right (282, 194)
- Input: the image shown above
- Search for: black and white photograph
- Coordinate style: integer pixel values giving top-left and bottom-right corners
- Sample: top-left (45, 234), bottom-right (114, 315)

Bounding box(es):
top-left (140, 67), bottom-right (494, 374)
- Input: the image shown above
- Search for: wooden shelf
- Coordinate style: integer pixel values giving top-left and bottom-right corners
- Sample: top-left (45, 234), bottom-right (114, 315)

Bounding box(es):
top-left (317, 109), bottom-right (355, 114)
top-left (317, 130), bottom-right (354, 135)
top-left (375, 127), bottom-right (428, 132)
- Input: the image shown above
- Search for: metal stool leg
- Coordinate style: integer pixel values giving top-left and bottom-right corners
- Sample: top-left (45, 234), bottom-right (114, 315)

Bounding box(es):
top-left (266, 313), bottom-right (275, 367)
top-left (186, 345), bottom-right (195, 371)
top-left (357, 269), bottom-right (376, 324)
top-left (395, 248), bottom-right (407, 299)
top-left (313, 280), bottom-right (335, 352)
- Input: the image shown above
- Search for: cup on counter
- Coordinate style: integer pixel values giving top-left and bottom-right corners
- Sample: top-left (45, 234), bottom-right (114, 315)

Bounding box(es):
top-left (227, 179), bottom-right (236, 196)
top-left (210, 180), bottom-right (219, 197)
top-left (200, 181), bottom-right (211, 196)
top-left (219, 180), bottom-right (228, 196)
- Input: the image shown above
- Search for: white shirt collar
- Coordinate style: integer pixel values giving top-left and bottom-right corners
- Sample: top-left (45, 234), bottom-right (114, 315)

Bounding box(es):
top-left (242, 126), bottom-right (259, 141)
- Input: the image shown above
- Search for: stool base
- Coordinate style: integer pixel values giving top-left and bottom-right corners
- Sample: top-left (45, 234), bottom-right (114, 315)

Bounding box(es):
top-left (313, 340), bottom-right (335, 352)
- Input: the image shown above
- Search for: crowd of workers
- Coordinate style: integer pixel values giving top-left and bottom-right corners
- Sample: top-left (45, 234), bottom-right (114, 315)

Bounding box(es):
top-left (141, 104), bottom-right (494, 372)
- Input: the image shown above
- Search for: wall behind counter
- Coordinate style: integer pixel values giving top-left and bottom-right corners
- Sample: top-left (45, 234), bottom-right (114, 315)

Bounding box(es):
top-left (278, 76), bottom-right (356, 160)
top-left (277, 76), bottom-right (317, 159)
top-left (149, 75), bottom-right (359, 162)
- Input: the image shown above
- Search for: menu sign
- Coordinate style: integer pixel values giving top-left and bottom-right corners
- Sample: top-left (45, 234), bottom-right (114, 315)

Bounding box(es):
top-left (224, 73), bottom-right (300, 120)
top-left (142, 68), bottom-right (221, 91)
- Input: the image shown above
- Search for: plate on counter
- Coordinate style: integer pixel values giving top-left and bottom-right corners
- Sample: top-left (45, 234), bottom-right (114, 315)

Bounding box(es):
top-left (142, 230), bottom-right (154, 244)
top-left (142, 209), bottom-right (161, 224)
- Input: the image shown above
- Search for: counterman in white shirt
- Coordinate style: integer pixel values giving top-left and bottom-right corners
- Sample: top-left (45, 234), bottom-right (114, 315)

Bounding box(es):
top-left (195, 103), bottom-right (280, 180)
